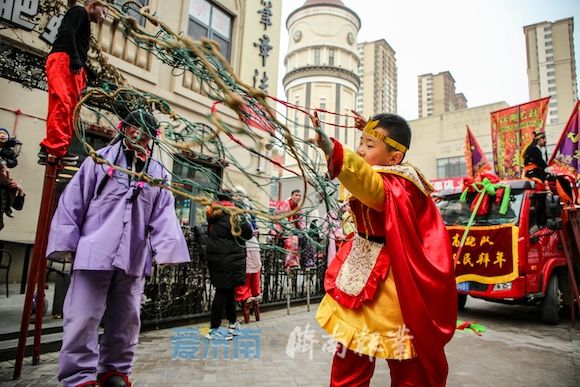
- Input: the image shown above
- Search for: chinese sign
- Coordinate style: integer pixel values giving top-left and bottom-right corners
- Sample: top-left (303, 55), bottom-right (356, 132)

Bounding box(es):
top-left (490, 97), bottom-right (550, 179)
top-left (252, 0), bottom-right (273, 92)
top-left (172, 327), bottom-right (262, 360)
top-left (0, 0), bottom-right (65, 44)
top-left (448, 224), bottom-right (519, 284)
top-left (431, 177), bottom-right (464, 193)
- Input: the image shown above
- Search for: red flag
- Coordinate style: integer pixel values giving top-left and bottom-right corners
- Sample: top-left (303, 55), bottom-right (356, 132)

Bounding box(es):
top-left (465, 126), bottom-right (492, 179)
top-left (549, 101), bottom-right (580, 178)
top-left (490, 97), bottom-right (550, 179)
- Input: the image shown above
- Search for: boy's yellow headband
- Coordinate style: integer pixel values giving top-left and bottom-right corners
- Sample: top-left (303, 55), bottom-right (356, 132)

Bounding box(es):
top-left (361, 119), bottom-right (408, 153)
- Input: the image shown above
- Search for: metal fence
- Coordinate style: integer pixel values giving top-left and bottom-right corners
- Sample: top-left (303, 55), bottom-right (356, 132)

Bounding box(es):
top-left (140, 227), bottom-right (327, 325)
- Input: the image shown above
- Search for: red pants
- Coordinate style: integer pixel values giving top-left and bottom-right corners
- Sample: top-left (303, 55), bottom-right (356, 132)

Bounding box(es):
top-left (42, 52), bottom-right (86, 157)
top-left (330, 344), bottom-right (430, 387)
top-left (235, 272), bottom-right (261, 302)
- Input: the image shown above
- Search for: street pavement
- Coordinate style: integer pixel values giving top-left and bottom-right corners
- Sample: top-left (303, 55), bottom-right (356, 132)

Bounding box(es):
top-left (0, 297), bottom-right (578, 386)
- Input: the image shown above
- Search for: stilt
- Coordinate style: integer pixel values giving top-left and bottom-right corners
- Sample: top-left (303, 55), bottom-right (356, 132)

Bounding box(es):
top-left (13, 157), bottom-right (62, 378)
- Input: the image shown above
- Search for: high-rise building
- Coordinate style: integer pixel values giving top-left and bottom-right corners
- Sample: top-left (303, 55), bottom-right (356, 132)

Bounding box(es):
top-left (524, 17), bottom-right (578, 125)
top-left (283, 0), bottom-right (361, 155)
top-left (356, 39), bottom-right (397, 118)
top-left (418, 71), bottom-right (467, 118)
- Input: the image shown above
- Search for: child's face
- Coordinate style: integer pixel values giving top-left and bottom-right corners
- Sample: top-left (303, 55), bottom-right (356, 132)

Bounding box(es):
top-left (0, 132), bottom-right (8, 142)
top-left (356, 128), bottom-right (402, 166)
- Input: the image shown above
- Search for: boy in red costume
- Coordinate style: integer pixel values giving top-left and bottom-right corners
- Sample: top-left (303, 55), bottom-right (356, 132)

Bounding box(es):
top-left (311, 112), bottom-right (457, 386)
top-left (39, 0), bottom-right (108, 164)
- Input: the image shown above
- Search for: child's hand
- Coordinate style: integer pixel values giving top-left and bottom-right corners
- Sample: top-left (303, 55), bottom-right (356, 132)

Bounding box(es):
top-left (351, 110), bottom-right (367, 130)
top-left (309, 111), bottom-right (333, 157)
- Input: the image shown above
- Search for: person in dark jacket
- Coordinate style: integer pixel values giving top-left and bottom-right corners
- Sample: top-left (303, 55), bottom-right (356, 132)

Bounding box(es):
top-left (0, 128), bottom-right (19, 168)
top-left (205, 190), bottom-right (253, 340)
top-left (523, 131), bottom-right (550, 181)
top-left (0, 160), bottom-right (25, 231)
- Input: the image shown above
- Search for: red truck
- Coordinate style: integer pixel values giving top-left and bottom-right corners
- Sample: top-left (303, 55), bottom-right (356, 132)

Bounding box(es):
top-left (435, 179), bottom-right (579, 324)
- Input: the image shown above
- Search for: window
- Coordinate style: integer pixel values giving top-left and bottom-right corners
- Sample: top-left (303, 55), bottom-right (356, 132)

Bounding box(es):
top-left (548, 79), bottom-right (555, 84)
top-left (314, 48), bottom-right (321, 65)
top-left (437, 156), bottom-right (466, 178)
top-left (115, 0), bottom-right (149, 26)
top-left (548, 86), bottom-right (556, 92)
top-left (546, 48), bottom-right (553, 54)
top-left (328, 48), bottom-right (335, 66)
top-left (172, 154), bottom-right (222, 226)
top-left (188, 0), bottom-right (233, 60)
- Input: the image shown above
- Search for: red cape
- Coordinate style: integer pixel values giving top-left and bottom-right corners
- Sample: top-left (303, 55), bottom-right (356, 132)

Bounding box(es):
top-left (382, 172), bottom-right (457, 386)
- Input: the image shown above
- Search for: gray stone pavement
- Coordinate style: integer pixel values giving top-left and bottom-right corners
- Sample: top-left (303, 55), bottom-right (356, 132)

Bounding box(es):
top-left (0, 298), bottom-right (579, 386)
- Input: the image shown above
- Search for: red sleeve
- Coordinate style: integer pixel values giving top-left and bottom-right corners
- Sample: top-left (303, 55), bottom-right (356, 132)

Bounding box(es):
top-left (327, 138), bottom-right (344, 179)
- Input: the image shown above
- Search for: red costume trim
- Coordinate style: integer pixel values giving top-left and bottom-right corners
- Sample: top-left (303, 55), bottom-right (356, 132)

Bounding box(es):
top-left (324, 239), bottom-right (390, 309)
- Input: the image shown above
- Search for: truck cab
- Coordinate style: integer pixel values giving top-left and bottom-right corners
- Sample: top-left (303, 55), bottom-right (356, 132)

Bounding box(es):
top-left (435, 179), bottom-right (577, 323)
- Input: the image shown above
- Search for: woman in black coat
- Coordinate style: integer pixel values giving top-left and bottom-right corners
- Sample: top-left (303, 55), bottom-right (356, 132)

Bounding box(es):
top-left (205, 192), bottom-right (253, 340)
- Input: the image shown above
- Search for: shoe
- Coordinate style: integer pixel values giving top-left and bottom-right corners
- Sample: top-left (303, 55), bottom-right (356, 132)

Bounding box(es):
top-left (37, 147), bottom-right (79, 166)
top-left (37, 147), bottom-right (47, 165)
top-left (205, 327), bottom-right (233, 341)
top-left (228, 321), bottom-right (241, 336)
top-left (97, 371), bottom-right (131, 387)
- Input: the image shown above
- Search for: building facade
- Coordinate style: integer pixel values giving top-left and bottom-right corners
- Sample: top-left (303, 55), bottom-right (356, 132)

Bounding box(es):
top-left (0, 0), bottom-right (282, 281)
top-left (524, 17), bottom-right (578, 125)
top-left (418, 71), bottom-right (468, 118)
top-left (356, 39), bottom-right (397, 118)
top-left (283, 0), bottom-right (361, 160)
top-left (408, 101), bottom-right (508, 180)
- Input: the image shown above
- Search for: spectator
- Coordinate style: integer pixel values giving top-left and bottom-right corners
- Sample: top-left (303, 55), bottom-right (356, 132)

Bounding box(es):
top-left (205, 190), bottom-right (253, 340)
top-left (232, 187), bottom-right (263, 323)
top-left (0, 160), bottom-right (25, 230)
top-left (0, 128), bottom-right (19, 168)
top-left (277, 189), bottom-right (305, 270)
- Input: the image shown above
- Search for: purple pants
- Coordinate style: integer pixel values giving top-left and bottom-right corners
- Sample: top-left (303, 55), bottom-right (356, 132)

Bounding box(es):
top-left (58, 269), bottom-right (145, 386)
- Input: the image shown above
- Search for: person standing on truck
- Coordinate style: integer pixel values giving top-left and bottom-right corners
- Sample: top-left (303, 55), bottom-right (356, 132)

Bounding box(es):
top-left (523, 131), bottom-right (576, 204)
top-left (523, 131), bottom-right (550, 182)
top-left (311, 111), bottom-right (457, 387)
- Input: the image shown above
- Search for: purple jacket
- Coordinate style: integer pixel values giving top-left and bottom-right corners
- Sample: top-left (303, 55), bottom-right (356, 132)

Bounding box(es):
top-left (46, 142), bottom-right (190, 276)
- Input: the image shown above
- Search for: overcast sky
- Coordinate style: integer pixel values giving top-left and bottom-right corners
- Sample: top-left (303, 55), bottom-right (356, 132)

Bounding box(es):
top-left (277, 0), bottom-right (580, 120)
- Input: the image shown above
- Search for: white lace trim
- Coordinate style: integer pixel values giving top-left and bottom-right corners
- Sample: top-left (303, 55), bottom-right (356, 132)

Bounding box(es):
top-left (336, 235), bottom-right (384, 296)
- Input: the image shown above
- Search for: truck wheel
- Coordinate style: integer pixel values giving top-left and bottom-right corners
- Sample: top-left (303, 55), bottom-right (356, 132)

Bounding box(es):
top-left (541, 274), bottom-right (561, 324)
top-left (458, 293), bottom-right (467, 311)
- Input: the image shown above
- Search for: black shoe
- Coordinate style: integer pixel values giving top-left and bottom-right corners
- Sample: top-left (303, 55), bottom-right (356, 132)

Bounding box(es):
top-left (37, 148), bottom-right (78, 166)
top-left (37, 147), bottom-right (48, 165)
